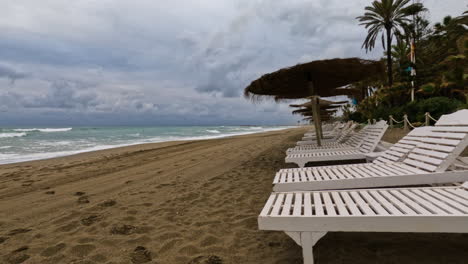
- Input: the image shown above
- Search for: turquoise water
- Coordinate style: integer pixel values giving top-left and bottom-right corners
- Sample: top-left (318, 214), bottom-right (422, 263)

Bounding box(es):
top-left (0, 126), bottom-right (293, 164)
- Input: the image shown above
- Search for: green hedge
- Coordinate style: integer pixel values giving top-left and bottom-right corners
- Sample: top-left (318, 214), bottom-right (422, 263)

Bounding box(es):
top-left (349, 97), bottom-right (465, 123)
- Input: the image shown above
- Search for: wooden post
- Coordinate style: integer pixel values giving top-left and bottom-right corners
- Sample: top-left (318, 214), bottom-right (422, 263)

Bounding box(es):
top-left (403, 114), bottom-right (409, 131)
top-left (425, 112), bottom-right (430, 126)
top-left (389, 115), bottom-right (393, 128)
top-left (310, 96), bottom-right (322, 146)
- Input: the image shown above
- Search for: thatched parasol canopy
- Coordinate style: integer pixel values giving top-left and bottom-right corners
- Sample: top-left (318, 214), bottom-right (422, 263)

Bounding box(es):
top-left (292, 108), bottom-right (337, 115)
top-left (244, 57), bottom-right (384, 101)
top-left (290, 99), bottom-right (347, 109)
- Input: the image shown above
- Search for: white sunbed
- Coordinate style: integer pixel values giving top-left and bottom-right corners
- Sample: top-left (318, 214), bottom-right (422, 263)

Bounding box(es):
top-left (300, 121), bottom-right (355, 144)
top-left (258, 182), bottom-right (468, 264)
top-left (286, 122), bottom-right (389, 167)
top-left (289, 123), bottom-right (368, 154)
top-left (303, 122), bottom-right (344, 138)
top-left (275, 110), bottom-right (468, 191)
top-left (299, 123), bottom-right (358, 147)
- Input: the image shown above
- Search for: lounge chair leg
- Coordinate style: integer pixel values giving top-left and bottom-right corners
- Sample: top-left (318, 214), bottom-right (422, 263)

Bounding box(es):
top-left (298, 161), bottom-right (306, 168)
top-left (300, 232), bottom-right (326, 264)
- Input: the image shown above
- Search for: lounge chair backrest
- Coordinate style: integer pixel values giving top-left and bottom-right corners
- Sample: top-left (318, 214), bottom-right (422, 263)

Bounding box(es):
top-left (358, 121), bottom-right (388, 153)
top-left (346, 124), bottom-right (371, 147)
top-left (334, 123), bottom-right (357, 142)
top-left (402, 110), bottom-right (468, 172)
top-left (372, 127), bottom-right (431, 164)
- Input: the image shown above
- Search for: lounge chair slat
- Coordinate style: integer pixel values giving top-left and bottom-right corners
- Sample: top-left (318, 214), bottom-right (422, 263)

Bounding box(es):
top-left (331, 192), bottom-right (349, 215)
top-left (400, 189), bottom-right (448, 214)
top-left (293, 193), bottom-right (303, 216)
top-left (403, 159), bottom-right (436, 172)
top-left (271, 193), bottom-right (285, 216)
top-left (360, 191), bottom-right (390, 215)
top-left (341, 192), bottom-right (362, 215)
top-left (368, 190), bottom-right (403, 216)
top-left (281, 193), bottom-right (294, 216)
top-left (424, 189), bottom-right (468, 213)
top-left (379, 190), bottom-right (417, 215)
top-left (260, 194), bottom-right (277, 216)
top-left (388, 190), bottom-right (430, 215)
top-left (304, 193), bottom-right (312, 216)
top-left (349, 191), bottom-right (375, 216)
top-left (419, 137), bottom-right (460, 146)
top-left (322, 193), bottom-right (336, 216)
top-left (412, 189), bottom-right (462, 214)
top-left (313, 193), bottom-right (323, 216)
top-left (407, 153), bottom-right (443, 165)
top-left (416, 143), bottom-right (454, 153)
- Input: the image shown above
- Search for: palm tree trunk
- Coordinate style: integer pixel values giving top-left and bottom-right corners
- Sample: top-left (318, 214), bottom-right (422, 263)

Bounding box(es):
top-left (386, 27), bottom-right (393, 86)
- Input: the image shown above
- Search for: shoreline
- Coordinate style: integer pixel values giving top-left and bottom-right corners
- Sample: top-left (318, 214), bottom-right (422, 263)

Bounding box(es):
top-left (0, 126), bottom-right (297, 166)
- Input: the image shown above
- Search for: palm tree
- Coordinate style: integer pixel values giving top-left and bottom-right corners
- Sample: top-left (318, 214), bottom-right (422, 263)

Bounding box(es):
top-left (357, 0), bottom-right (423, 86)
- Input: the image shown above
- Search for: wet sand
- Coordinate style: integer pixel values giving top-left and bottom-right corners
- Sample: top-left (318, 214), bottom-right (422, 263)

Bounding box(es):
top-left (1, 127), bottom-right (468, 264)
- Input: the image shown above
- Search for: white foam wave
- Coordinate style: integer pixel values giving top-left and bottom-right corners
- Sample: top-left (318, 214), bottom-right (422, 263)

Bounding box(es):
top-left (0, 132), bottom-right (27, 138)
top-left (206, 129), bottom-right (221, 133)
top-left (0, 146), bottom-right (12, 149)
top-left (0, 126), bottom-right (296, 165)
top-left (13, 128), bottom-right (72, 132)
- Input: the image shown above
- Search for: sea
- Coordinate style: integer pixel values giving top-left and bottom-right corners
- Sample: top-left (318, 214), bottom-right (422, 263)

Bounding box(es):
top-left (0, 126), bottom-right (294, 165)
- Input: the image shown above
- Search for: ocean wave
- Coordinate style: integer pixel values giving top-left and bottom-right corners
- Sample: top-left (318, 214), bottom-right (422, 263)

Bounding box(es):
top-left (13, 128), bottom-right (72, 132)
top-left (206, 129), bottom-right (221, 133)
top-left (0, 132), bottom-right (27, 138)
top-left (0, 126), bottom-right (296, 165)
top-left (0, 146), bottom-right (12, 149)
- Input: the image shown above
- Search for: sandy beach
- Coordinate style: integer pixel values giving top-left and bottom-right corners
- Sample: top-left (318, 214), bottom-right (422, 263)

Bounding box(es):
top-left (1, 127), bottom-right (468, 264)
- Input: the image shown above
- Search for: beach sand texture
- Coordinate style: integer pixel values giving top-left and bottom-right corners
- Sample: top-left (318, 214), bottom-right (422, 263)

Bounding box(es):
top-left (1, 127), bottom-right (468, 264)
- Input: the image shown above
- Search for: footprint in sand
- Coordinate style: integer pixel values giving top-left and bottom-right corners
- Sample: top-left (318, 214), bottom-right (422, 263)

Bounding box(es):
top-left (77, 196), bottom-right (90, 204)
top-left (40, 243), bottom-right (66, 257)
top-left (56, 221), bottom-right (79, 232)
top-left (45, 191), bottom-right (55, 195)
top-left (188, 255), bottom-right (223, 264)
top-left (130, 246), bottom-right (152, 264)
top-left (8, 228), bottom-right (32, 236)
top-left (110, 224), bottom-right (137, 235)
top-left (68, 244), bottom-right (96, 258)
top-left (3, 246), bottom-right (30, 264)
top-left (199, 235), bottom-right (221, 247)
top-left (98, 199), bottom-right (116, 207)
top-left (80, 215), bottom-right (100, 226)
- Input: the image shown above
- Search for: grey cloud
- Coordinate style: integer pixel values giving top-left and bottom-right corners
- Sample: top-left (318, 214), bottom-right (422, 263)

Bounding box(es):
top-left (22, 80), bottom-right (99, 109)
top-left (0, 0), bottom-right (464, 125)
top-left (0, 64), bottom-right (29, 83)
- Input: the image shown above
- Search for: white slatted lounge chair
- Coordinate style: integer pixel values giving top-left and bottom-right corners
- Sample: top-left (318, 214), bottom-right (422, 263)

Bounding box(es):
top-left (276, 110), bottom-right (468, 191)
top-left (301, 123), bottom-right (357, 144)
top-left (258, 182), bottom-right (468, 264)
top-left (287, 122), bottom-right (389, 167)
top-left (302, 122), bottom-right (352, 141)
top-left (289, 124), bottom-right (368, 154)
top-left (297, 122), bottom-right (371, 146)
top-left (304, 122), bottom-right (343, 138)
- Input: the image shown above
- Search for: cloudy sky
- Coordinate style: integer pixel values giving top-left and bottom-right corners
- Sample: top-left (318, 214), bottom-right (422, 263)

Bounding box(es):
top-left (0, 0), bottom-right (465, 126)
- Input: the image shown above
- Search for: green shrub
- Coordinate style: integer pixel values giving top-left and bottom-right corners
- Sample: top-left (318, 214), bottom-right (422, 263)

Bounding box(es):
top-left (350, 97), bottom-right (465, 123)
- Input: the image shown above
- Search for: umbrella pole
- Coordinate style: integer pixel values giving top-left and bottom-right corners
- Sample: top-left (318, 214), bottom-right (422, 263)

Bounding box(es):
top-left (316, 102), bottom-right (323, 139)
top-left (310, 96), bottom-right (321, 146)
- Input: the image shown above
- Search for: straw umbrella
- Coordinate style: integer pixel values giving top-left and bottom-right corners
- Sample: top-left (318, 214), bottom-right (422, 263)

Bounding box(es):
top-left (244, 57), bottom-right (384, 145)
